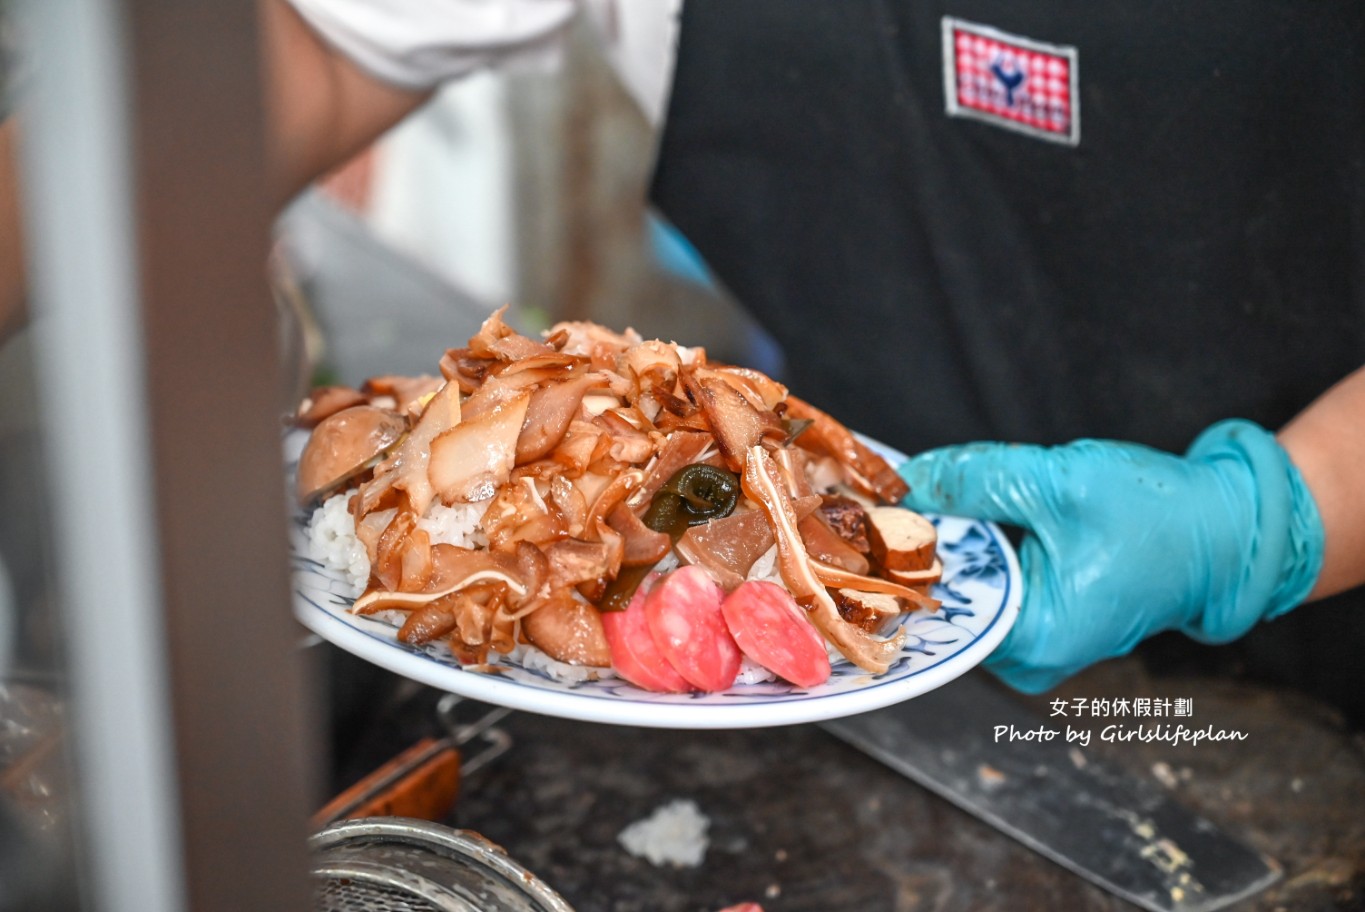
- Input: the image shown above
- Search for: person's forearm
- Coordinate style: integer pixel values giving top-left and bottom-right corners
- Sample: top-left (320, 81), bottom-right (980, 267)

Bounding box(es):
top-left (1278, 365), bottom-right (1365, 600)
top-left (257, 0), bottom-right (432, 206)
top-left (1, 117), bottom-right (26, 341)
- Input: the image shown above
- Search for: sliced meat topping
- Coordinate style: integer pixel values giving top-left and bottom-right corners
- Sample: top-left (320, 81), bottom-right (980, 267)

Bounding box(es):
top-left (607, 503), bottom-right (673, 567)
top-left (798, 512), bottom-right (870, 576)
top-left (681, 367), bottom-right (784, 473)
top-left (516, 368), bottom-right (602, 464)
top-left (675, 509), bottom-right (775, 591)
top-left (521, 590), bottom-right (612, 667)
top-left (741, 446), bottom-right (904, 674)
top-left (429, 390), bottom-right (531, 504)
top-left (784, 395), bottom-right (909, 503)
top-left (818, 494), bottom-right (872, 553)
top-left (468, 304), bottom-right (555, 362)
top-left (296, 385), bottom-right (367, 427)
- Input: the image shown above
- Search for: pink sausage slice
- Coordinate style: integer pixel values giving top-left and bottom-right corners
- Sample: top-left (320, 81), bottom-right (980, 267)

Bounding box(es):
top-left (720, 580), bottom-right (832, 688)
top-left (601, 575), bottom-right (693, 693)
top-left (644, 566), bottom-right (742, 692)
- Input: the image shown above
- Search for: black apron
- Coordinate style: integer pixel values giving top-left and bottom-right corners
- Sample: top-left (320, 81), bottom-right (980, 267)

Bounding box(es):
top-left (651, 1), bottom-right (1365, 723)
top-left (652, 0), bottom-right (1365, 455)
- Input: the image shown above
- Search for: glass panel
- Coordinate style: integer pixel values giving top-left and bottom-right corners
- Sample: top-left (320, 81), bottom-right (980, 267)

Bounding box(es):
top-left (2, 1), bottom-right (315, 910)
top-left (0, 334), bottom-right (80, 912)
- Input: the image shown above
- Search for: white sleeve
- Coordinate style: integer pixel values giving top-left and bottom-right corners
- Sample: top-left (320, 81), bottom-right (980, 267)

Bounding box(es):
top-left (285, 0), bottom-right (580, 90)
top-left (581, 0), bottom-right (681, 127)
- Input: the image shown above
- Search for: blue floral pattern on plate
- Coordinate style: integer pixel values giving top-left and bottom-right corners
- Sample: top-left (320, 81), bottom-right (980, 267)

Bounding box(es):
top-left (289, 435), bottom-right (1022, 729)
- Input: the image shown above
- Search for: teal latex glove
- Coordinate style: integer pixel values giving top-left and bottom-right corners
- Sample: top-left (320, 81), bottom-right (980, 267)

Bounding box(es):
top-left (899, 420), bottom-right (1325, 693)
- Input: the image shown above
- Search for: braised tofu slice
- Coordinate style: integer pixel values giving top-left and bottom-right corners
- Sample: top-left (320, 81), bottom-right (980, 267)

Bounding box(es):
top-left (865, 506), bottom-right (938, 572)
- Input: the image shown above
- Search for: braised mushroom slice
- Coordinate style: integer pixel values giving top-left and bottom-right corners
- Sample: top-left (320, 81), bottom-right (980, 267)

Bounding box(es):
top-left (296, 405), bottom-right (406, 507)
top-left (522, 592), bottom-right (613, 668)
top-left (818, 494), bottom-right (872, 553)
top-left (295, 385), bottom-right (366, 427)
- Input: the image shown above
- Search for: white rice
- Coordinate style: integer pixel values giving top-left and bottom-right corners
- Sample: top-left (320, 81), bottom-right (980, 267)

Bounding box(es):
top-left (652, 551), bottom-right (681, 576)
top-left (734, 657), bottom-right (776, 685)
top-left (745, 545), bottom-right (780, 584)
top-left (306, 494), bottom-right (492, 597)
top-left (306, 492), bottom-right (369, 595)
top-left (417, 501), bottom-right (490, 549)
top-left (501, 643), bottom-right (617, 684)
top-left (617, 798), bottom-right (710, 868)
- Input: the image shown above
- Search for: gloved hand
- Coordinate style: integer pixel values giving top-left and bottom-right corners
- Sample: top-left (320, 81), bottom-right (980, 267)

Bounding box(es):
top-left (898, 420), bottom-right (1324, 693)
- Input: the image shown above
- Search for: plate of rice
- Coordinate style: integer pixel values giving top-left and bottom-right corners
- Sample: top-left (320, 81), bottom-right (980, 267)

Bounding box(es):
top-left (287, 312), bottom-right (1021, 729)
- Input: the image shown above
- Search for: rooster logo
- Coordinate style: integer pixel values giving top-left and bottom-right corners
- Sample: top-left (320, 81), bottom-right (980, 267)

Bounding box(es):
top-left (990, 57), bottom-right (1025, 107)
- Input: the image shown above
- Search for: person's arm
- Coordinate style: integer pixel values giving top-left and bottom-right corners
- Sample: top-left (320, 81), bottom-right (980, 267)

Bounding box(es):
top-left (257, 0), bottom-right (431, 206)
top-left (4, 0), bottom-right (577, 339)
top-left (1, 117), bottom-right (25, 342)
top-left (0, 1), bottom-right (431, 339)
top-left (1278, 365), bottom-right (1365, 600)
top-left (259, 0), bottom-right (583, 204)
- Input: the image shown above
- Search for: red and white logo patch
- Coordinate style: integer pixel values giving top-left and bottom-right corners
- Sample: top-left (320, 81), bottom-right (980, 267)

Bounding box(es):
top-left (942, 17), bottom-right (1079, 146)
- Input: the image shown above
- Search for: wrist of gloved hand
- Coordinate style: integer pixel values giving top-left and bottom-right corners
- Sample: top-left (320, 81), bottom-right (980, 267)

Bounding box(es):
top-left (1181, 420), bottom-right (1323, 637)
top-left (897, 419), bottom-right (1324, 693)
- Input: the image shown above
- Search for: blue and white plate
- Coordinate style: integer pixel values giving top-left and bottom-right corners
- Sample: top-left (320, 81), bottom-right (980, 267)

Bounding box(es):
top-left (290, 436), bottom-right (1021, 729)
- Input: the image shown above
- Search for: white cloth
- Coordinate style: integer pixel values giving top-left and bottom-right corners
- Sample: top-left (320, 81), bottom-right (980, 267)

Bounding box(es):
top-left (285, 0), bottom-right (579, 89)
top-left (285, 0), bottom-right (681, 124)
top-left (581, 0), bottom-right (681, 126)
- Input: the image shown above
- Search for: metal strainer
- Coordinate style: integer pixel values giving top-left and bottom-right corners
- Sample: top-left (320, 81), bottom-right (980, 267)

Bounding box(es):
top-left (310, 817), bottom-right (576, 912)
